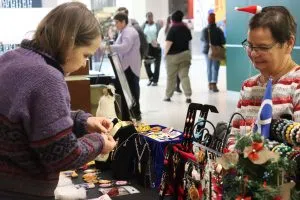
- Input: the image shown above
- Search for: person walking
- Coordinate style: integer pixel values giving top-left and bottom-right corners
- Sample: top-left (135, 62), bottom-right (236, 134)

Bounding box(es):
top-left (142, 12), bottom-right (162, 86)
top-left (201, 13), bottom-right (226, 92)
top-left (164, 10), bottom-right (193, 103)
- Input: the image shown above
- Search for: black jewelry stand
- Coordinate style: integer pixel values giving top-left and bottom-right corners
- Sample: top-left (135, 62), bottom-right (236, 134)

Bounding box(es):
top-left (182, 103), bottom-right (219, 151)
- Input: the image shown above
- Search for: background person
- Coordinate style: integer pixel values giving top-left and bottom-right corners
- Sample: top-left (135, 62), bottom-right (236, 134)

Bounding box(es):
top-left (142, 12), bottom-right (162, 86)
top-left (108, 12), bottom-right (142, 121)
top-left (201, 13), bottom-right (226, 92)
top-left (164, 10), bottom-right (193, 103)
top-left (157, 16), bottom-right (182, 93)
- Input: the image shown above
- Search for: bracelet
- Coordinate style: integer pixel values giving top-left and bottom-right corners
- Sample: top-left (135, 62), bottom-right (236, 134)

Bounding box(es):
top-left (275, 144), bottom-right (293, 156)
top-left (296, 131), bottom-right (300, 144)
top-left (285, 124), bottom-right (295, 144)
top-left (271, 119), bottom-right (281, 138)
top-left (289, 125), bottom-right (297, 145)
top-left (275, 120), bottom-right (286, 142)
top-left (290, 124), bottom-right (300, 145)
top-left (281, 121), bottom-right (292, 142)
top-left (283, 120), bottom-right (294, 140)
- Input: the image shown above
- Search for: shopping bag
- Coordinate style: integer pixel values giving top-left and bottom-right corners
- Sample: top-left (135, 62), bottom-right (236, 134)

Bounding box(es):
top-left (208, 45), bottom-right (225, 61)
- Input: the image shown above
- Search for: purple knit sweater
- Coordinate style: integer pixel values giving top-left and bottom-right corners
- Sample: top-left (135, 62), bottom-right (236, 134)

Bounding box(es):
top-left (0, 41), bottom-right (104, 198)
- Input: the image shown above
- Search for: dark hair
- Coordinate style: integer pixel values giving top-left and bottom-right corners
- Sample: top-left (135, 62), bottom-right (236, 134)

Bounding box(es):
top-left (32, 2), bottom-right (101, 65)
top-left (165, 16), bottom-right (171, 34)
top-left (249, 6), bottom-right (296, 44)
top-left (117, 7), bottom-right (128, 15)
top-left (171, 10), bottom-right (184, 22)
top-left (146, 12), bottom-right (153, 17)
top-left (208, 13), bottom-right (216, 24)
top-left (114, 12), bottom-right (128, 25)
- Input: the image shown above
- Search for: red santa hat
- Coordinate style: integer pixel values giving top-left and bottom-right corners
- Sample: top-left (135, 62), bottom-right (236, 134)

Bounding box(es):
top-left (234, 5), bottom-right (262, 14)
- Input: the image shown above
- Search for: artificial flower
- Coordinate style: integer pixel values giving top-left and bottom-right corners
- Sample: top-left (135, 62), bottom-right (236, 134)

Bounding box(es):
top-left (243, 142), bottom-right (279, 164)
top-left (216, 151), bottom-right (239, 170)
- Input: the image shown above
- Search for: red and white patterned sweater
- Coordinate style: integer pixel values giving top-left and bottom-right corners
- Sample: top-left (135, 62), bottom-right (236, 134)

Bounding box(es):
top-left (227, 66), bottom-right (300, 150)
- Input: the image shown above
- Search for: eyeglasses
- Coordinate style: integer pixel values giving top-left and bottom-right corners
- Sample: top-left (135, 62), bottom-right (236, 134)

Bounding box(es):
top-left (241, 39), bottom-right (278, 53)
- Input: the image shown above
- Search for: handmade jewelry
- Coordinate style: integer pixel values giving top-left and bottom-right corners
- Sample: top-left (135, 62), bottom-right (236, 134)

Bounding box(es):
top-left (188, 184), bottom-right (199, 200)
top-left (172, 153), bottom-right (179, 179)
top-left (135, 138), bottom-right (148, 174)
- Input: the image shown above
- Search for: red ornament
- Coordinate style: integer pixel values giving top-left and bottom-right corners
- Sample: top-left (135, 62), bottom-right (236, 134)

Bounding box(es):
top-left (263, 181), bottom-right (267, 188)
top-left (223, 148), bottom-right (230, 153)
top-left (273, 196), bottom-right (282, 200)
top-left (235, 195), bottom-right (252, 200)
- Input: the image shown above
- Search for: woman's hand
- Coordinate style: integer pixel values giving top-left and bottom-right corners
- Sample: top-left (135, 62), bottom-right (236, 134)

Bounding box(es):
top-left (86, 117), bottom-right (113, 134)
top-left (100, 134), bottom-right (116, 154)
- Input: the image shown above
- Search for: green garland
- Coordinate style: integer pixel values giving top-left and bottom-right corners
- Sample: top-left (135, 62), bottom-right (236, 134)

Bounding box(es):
top-left (220, 133), bottom-right (297, 200)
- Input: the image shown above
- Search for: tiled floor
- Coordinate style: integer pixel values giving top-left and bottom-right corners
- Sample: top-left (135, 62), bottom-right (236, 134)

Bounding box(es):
top-left (139, 55), bottom-right (240, 131)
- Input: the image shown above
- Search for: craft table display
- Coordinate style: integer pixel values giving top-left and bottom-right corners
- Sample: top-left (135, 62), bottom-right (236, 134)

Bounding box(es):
top-left (142, 125), bottom-right (183, 187)
top-left (61, 166), bottom-right (158, 200)
top-left (158, 111), bottom-right (300, 199)
top-left (158, 103), bottom-right (220, 199)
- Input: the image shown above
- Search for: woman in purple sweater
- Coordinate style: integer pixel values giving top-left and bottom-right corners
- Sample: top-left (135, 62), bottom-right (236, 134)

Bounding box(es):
top-left (0, 2), bottom-right (116, 199)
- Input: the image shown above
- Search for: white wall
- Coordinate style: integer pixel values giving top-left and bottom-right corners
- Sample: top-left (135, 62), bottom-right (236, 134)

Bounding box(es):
top-left (145, 0), bottom-right (169, 22)
top-left (193, 0), bottom-right (214, 32)
top-left (0, 8), bottom-right (51, 43)
top-left (116, 0), bottom-right (145, 25)
top-left (116, 0), bottom-right (167, 25)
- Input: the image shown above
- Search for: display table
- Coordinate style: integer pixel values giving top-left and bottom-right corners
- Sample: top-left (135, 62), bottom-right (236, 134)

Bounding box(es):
top-left (143, 126), bottom-right (183, 187)
top-left (71, 170), bottom-right (158, 200)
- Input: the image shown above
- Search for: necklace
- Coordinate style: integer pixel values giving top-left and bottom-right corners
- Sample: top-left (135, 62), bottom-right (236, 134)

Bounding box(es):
top-left (135, 137), bottom-right (149, 173)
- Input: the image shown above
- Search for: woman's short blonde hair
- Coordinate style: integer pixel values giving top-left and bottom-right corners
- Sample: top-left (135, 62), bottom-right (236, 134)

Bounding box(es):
top-left (33, 2), bottom-right (101, 64)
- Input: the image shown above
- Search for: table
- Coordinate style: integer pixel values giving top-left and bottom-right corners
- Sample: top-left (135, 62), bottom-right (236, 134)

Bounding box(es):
top-left (143, 125), bottom-right (183, 187)
top-left (72, 170), bottom-right (158, 200)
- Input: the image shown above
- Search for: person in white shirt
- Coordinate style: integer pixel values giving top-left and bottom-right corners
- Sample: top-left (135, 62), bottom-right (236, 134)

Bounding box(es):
top-left (157, 16), bottom-right (182, 93)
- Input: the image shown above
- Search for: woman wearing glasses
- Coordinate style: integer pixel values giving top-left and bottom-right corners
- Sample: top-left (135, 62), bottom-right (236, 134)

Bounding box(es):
top-left (227, 6), bottom-right (299, 150)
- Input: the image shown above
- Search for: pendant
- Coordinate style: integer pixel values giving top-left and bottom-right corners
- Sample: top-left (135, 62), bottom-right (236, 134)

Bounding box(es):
top-left (189, 184), bottom-right (200, 200)
top-left (138, 162), bottom-right (141, 173)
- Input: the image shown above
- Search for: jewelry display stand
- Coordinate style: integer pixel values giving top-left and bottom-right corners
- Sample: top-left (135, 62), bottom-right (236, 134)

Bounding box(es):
top-left (159, 103), bottom-right (219, 200)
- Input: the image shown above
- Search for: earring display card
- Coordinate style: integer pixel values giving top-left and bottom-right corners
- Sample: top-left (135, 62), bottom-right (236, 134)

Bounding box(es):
top-left (98, 186), bottom-right (140, 197)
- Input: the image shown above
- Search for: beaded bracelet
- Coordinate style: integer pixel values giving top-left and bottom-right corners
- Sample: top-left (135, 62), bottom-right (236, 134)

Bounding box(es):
top-left (296, 131), bottom-right (300, 144)
top-left (275, 144), bottom-right (293, 156)
top-left (282, 121), bottom-right (294, 142)
top-left (288, 150), bottom-right (300, 160)
top-left (271, 119), bottom-right (281, 137)
top-left (289, 125), bottom-right (300, 145)
top-left (291, 151), bottom-right (300, 162)
top-left (285, 124), bottom-right (295, 144)
top-left (280, 121), bottom-right (292, 142)
top-left (291, 128), bottom-right (300, 145)
top-left (275, 120), bottom-right (287, 142)
top-left (272, 144), bottom-right (283, 152)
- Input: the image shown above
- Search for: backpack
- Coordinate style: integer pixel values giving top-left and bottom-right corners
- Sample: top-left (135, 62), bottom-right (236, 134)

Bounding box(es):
top-left (133, 24), bottom-right (149, 59)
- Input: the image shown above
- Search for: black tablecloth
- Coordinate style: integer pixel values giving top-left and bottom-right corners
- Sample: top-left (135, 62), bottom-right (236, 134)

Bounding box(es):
top-left (73, 170), bottom-right (159, 200)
